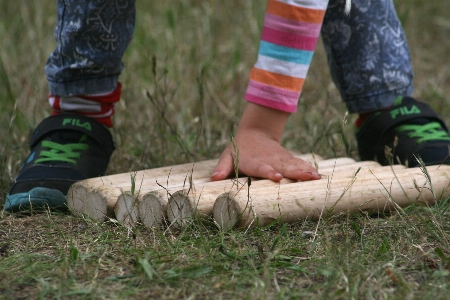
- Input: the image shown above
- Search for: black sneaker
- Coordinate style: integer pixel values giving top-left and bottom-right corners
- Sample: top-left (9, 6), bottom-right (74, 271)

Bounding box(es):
top-left (356, 96), bottom-right (450, 167)
top-left (5, 114), bottom-right (115, 212)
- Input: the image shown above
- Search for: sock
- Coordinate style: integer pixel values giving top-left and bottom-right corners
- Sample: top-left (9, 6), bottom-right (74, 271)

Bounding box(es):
top-left (355, 112), bottom-right (370, 128)
top-left (49, 83), bottom-right (122, 128)
top-left (355, 105), bottom-right (393, 128)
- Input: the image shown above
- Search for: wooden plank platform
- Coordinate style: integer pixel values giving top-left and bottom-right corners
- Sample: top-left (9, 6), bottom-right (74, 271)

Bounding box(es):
top-left (66, 154), bottom-right (450, 230)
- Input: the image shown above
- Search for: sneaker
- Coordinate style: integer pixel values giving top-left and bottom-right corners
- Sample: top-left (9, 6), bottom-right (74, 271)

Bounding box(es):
top-left (4, 114), bottom-right (115, 212)
top-left (356, 96), bottom-right (450, 167)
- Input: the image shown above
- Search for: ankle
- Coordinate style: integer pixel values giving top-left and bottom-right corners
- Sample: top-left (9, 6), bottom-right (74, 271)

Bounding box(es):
top-left (49, 83), bottom-right (122, 128)
top-left (356, 106), bottom-right (393, 128)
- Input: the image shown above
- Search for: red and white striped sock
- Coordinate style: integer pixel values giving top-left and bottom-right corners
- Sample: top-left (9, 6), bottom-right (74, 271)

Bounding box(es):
top-left (49, 83), bottom-right (122, 128)
top-left (356, 106), bottom-right (393, 128)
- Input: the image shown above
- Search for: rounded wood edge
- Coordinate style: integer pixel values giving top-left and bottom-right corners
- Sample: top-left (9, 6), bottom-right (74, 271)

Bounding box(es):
top-left (115, 191), bottom-right (138, 227)
top-left (139, 191), bottom-right (166, 228)
top-left (213, 192), bottom-right (240, 231)
top-left (167, 190), bottom-right (194, 228)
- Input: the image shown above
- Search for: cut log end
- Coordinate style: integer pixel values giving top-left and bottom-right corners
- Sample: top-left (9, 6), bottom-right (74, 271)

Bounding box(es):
top-left (138, 191), bottom-right (167, 228)
top-left (84, 187), bottom-right (119, 222)
top-left (67, 183), bottom-right (88, 215)
top-left (167, 190), bottom-right (194, 228)
top-left (114, 191), bottom-right (139, 227)
top-left (68, 184), bottom-right (112, 222)
top-left (83, 189), bottom-right (110, 222)
top-left (213, 193), bottom-right (240, 230)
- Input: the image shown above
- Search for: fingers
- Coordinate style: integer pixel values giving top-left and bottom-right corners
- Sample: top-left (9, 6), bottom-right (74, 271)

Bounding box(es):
top-left (211, 156), bottom-right (284, 182)
top-left (210, 145), bottom-right (285, 181)
top-left (278, 163), bottom-right (321, 181)
top-left (211, 148), bottom-right (321, 182)
top-left (210, 149), bottom-right (234, 181)
top-left (247, 157), bottom-right (320, 181)
top-left (278, 157), bottom-right (321, 181)
top-left (251, 162), bottom-right (284, 181)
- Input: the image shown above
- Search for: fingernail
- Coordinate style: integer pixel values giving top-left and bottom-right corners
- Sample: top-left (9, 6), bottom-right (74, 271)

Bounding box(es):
top-left (274, 173), bottom-right (283, 179)
top-left (305, 171), bottom-right (320, 177)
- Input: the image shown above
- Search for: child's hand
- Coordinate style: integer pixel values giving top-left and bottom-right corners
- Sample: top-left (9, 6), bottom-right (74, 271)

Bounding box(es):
top-left (211, 129), bottom-right (321, 181)
top-left (211, 103), bottom-right (321, 182)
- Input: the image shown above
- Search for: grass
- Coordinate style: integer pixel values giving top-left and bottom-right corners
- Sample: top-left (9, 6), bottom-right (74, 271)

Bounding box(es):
top-left (1, 0), bottom-right (450, 298)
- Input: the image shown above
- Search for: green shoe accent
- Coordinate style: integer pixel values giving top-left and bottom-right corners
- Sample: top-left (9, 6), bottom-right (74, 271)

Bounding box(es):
top-left (390, 104), bottom-right (421, 119)
top-left (62, 117), bottom-right (93, 131)
top-left (35, 136), bottom-right (89, 165)
top-left (397, 122), bottom-right (450, 144)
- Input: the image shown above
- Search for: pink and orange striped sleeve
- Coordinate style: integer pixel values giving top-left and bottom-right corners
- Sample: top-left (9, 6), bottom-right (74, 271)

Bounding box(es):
top-left (244, 0), bottom-right (329, 112)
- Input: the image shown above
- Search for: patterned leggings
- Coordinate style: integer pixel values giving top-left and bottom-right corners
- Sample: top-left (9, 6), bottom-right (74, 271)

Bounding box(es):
top-left (45, 0), bottom-right (413, 115)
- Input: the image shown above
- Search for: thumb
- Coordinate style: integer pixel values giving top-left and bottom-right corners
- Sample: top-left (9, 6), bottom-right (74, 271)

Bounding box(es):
top-left (210, 150), bottom-right (235, 181)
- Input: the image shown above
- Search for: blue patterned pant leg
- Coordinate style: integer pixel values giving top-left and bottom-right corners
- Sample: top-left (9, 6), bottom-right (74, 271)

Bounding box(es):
top-left (321, 0), bottom-right (414, 113)
top-left (45, 0), bottom-right (136, 96)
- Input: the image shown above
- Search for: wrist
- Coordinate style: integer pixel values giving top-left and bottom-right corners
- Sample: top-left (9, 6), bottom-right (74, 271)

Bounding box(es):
top-left (237, 103), bottom-right (290, 142)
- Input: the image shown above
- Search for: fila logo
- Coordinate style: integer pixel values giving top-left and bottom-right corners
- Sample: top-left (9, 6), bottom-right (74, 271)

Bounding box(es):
top-left (390, 105), bottom-right (421, 119)
top-left (62, 118), bottom-right (92, 131)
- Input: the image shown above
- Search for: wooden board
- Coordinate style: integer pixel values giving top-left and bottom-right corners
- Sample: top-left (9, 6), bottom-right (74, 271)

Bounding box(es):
top-left (66, 154), bottom-right (450, 230)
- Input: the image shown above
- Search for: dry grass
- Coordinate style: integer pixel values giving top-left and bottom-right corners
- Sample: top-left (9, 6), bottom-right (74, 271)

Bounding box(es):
top-left (1, 0), bottom-right (450, 299)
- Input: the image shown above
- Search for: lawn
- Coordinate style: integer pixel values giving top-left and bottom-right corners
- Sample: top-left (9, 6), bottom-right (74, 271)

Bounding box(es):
top-left (1, 0), bottom-right (450, 299)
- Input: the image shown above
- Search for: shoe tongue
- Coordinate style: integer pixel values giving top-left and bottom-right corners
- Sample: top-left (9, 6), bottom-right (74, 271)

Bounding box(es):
top-left (48, 130), bottom-right (85, 144)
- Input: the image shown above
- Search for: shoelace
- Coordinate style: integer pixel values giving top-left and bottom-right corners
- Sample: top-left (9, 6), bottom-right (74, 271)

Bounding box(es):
top-left (396, 122), bottom-right (450, 144)
top-left (35, 140), bottom-right (89, 165)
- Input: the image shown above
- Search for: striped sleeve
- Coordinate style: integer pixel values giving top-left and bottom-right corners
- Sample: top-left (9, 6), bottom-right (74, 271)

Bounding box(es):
top-left (244, 0), bottom-right (329, 112)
